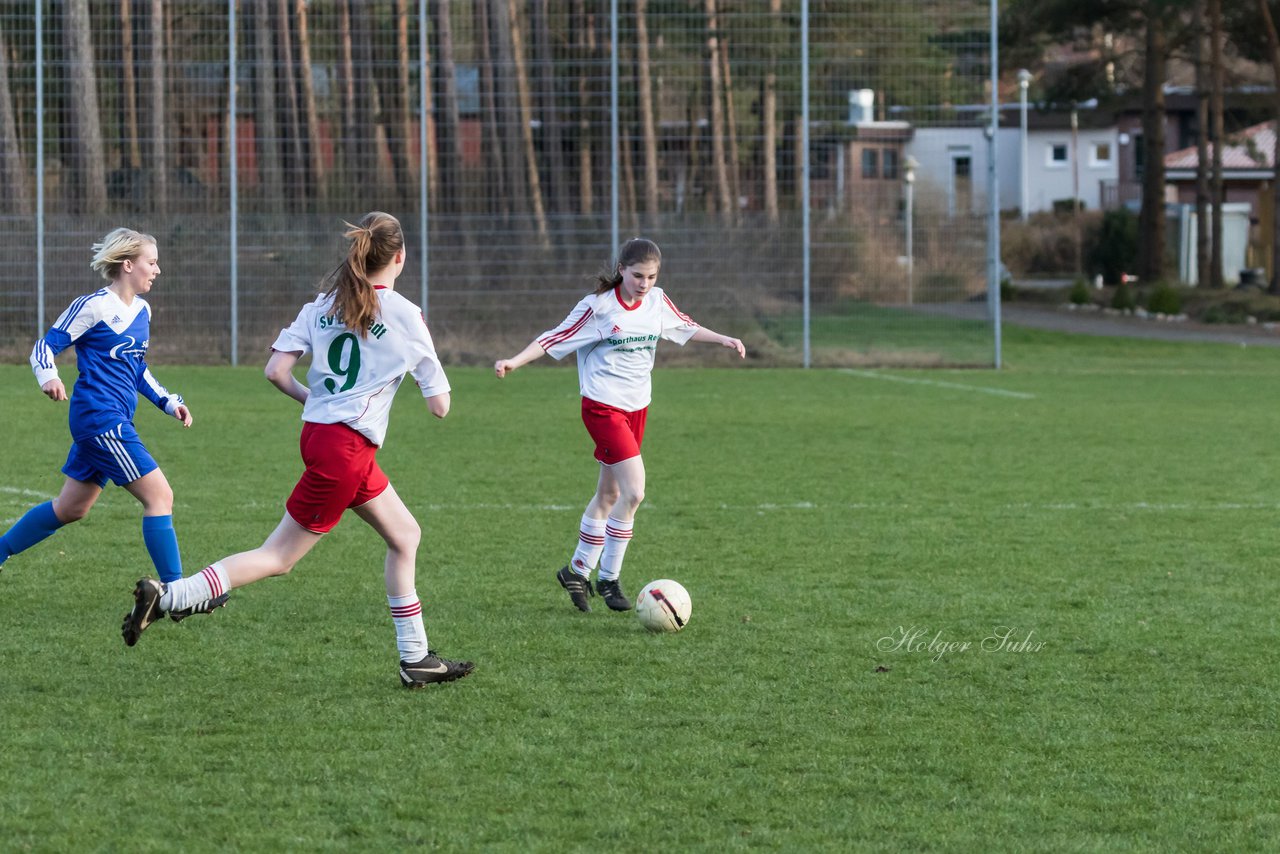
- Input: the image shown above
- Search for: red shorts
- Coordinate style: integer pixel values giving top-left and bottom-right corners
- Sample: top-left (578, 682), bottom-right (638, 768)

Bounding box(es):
top-left (286, 421), bottom-right (390, 533)
top-left (581, 398), bottom-right (647, 465)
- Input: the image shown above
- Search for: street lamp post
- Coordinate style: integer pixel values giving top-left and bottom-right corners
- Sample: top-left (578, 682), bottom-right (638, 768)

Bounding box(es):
top-left (1018, 69), bottom-right (1031, 221)
top-left (904, 155), bottom-right (918, 305)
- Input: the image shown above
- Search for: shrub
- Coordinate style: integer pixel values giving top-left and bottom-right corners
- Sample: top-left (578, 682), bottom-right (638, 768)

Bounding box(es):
top-left (1069, 278), bottom-right (1091, 305)
top-left (1146, 284), bottom-right (1182, 315)
top-left (1111, 282), bottom-right (1137, 311)
top-left (1001, 211), bottom-right (1100, 276)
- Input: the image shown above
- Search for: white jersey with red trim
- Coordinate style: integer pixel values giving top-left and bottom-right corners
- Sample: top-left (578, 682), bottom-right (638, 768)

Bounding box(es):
top-left (271, 287), bottom-right (450, 447)
top-left (537, 286), bottom-right (698, 411)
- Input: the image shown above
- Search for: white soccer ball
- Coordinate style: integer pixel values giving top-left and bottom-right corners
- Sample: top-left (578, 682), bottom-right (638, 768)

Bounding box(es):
top-left (635, 579), bottom-right (692, 633)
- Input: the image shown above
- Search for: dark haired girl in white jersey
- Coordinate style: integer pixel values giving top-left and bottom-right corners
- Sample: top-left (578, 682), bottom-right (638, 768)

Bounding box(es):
top-left (495, 238), bottom-right (745, 613)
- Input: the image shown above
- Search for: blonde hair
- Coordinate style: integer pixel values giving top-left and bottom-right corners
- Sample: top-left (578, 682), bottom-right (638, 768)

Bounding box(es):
top-left (320, 212), bottom-right (403, 338)
top-left (594, 237), bottom-right (662, 294)
top-left (90, 228), bottom-right (157, 281)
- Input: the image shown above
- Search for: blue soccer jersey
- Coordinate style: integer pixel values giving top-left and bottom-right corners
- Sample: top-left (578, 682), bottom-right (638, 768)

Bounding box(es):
top-left (30, 288), bottom-right (182, 441)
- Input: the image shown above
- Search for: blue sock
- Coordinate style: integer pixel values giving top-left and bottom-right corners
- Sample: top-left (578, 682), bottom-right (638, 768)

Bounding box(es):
top-left (142, 515), bottom-right (182, 583)
top-left (0, 501), bottom-right (64, 567)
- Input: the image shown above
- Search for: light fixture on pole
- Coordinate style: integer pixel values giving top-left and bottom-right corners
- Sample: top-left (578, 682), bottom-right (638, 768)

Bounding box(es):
top-left (904, 155), bottom-right (918, 305)
top-left (1017, 69), bottom-right (1031, 221)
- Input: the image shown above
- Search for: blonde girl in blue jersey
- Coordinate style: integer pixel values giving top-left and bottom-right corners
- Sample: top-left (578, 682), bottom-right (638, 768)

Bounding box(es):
top-left (0, 229), bottom-right (220, 619)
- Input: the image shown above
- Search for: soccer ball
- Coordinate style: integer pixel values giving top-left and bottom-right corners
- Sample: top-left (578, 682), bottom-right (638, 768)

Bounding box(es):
top-left (635, 579), bottom-right (692, 633)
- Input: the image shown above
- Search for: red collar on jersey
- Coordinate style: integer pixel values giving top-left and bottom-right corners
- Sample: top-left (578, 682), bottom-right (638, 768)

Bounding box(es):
top-left (614, 288), bottom-right (642, 311)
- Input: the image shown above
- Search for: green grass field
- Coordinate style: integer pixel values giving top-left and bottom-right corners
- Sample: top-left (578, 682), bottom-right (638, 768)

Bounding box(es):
top-left (2, 326), bottom-right (1280, 851)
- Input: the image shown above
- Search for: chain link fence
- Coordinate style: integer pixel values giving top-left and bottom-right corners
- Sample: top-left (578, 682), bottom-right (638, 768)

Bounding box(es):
top-left (0, 1), bottom-right (998, 367)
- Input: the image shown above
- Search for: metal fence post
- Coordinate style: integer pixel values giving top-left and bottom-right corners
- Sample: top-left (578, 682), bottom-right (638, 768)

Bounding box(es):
top-left (228, 1), bottom-right (239, 366)
top-left (801, 0), bottom-right (811, 369)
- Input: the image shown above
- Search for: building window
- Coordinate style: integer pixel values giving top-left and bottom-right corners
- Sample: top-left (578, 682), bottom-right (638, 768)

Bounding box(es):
top-left (1090, 142), bottom-right (1112, 167)
top-left (862, 148), bottom-right (879, 179)
top-left (1134, 134), bottom-right (1144, 179)
top-left (1047, 143), bottom-right (1068, 168)
top-left (952, 154), bottom-right (972, 215)
top-left (882, 148), bottom-right (899, 180)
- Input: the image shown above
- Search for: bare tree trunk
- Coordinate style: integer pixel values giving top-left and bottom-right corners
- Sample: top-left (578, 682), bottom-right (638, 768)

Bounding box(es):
top-left (255, 0), bottom-right (283, 211)
top-left (763, 0), bottom-right (780, 226)
top-left (377, 0), bottom-right (414, 208)
top-left (621, 110), bottom-right (639, 234)
top-left (1137, 10), bottom-right (1166, 283)
top-left (1257, 0), bottom-right (1280, 292)
top-left (532, 0), bottom-right (566, 217)
top-left (154, 0), bottom-right (171, 212)
top-left (475, 1), bottom-right (507, 217)
top-left (1194, 0), bottom-right (1210, 288)
top-left (720, 32), bottom-right (741, 216)
top-left (705, 0), bottom-right (733, 222)
top-left (573, 0), bottom-right (593, 215)
top-left (793, 114), bottom-right (805, 210)
top-left (397, 0), bottom-right (414, 183)
top-left (295, 0), bottom-right (323, 200)
top-left (349, 2), bottom-right (380, 208)
top-left (64, 0), bottom-right (107, 214)
top-left (275, 0), bottom-right (305, 209)
top-left (120, 0), bottom-right (141, 169)
top-left (416, 0), bottom-right (438, 211)
top-left (431, 0), bottom-right (464, 217)
top-left (636, 0), bottom-right (660, 220)
top-left (504, 0), bottom-right (549, 241)
top-left (0, 23), bottom-right (32, 215)
top-left (338, 0), bottom-right (358, 202)
top-left (1208, 0), bottom-right (1224, 289)
top-left (488, 0), bottom-right (529, 224)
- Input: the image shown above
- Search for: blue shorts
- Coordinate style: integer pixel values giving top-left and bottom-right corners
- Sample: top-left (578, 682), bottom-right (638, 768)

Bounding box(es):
top-left (62, 422), bottom-right (159, 487)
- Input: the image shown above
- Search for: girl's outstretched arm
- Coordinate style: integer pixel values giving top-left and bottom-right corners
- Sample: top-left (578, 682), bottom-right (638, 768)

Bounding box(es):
top-left (494, 340), bottom-right (548, 378)
top-left (689, 327), bottom-right (746, 358)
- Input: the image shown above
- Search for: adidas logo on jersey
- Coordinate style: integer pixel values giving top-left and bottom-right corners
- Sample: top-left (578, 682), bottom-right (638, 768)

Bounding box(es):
top-left (111, 315), bottom-right (122, 324)
top-left (610, 324), bottom-right (622, 334)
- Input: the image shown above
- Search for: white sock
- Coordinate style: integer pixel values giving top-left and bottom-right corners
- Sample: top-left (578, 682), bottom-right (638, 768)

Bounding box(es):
top-left (570, 515), bottom-right (607, 576)
top-left (160, 563), bottom-right (230, 611)
top-left (598, 516), bottom-right (633, 581)
top-left (388, 592), bottom-right (429, 662)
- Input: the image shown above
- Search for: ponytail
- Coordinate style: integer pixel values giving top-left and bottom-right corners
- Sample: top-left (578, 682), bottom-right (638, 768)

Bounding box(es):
top-left (321, 212), bottom-right (403, 337)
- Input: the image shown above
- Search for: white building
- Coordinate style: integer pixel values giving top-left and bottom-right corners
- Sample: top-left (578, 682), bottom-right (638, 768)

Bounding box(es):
top-left (900, 103), bottom-right (1119, 217)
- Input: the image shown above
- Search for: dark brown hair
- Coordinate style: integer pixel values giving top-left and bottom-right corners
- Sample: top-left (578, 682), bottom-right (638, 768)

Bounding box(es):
top-left (594, 237), bottom-right (662, 294)
top-left (322, 211), bottom-right (403, 338)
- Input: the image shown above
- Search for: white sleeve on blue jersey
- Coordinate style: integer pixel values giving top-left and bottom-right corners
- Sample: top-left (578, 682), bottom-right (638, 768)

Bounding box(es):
top-left (536, 296), bottom-right (601, 360)
top-left (30, 292), bottom-right (106, 386)
top-left (138, 367), bottom-right (184, 415)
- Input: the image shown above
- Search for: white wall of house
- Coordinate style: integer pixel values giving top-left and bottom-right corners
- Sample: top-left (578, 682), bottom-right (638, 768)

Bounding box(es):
top-left (906, 128), bottom-right (1017, 217)
top-left (906, 125), bottom-right (1119, 216)
top-left (1024, 127), bottom-right (1119, 213)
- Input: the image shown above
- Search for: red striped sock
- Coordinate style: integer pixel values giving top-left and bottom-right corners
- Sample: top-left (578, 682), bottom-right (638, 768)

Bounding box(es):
top-left (160, 562), bottom-right (230, 611)
top-left (388, 593), bottom-right (428, 661)
top-left (598, 516), bottom-right (634, 581)
top-left (570, 515), bottom-right (607, 576)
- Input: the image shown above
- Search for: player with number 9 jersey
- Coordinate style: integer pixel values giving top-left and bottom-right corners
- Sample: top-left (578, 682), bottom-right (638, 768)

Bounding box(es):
top-left (122, 213), bottom-right (473, 688)
top-left (272, 284), bottom-right (449, 448)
